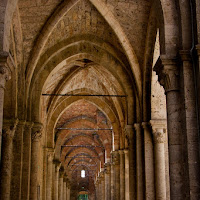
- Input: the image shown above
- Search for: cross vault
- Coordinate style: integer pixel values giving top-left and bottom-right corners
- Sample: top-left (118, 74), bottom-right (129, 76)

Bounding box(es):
top-left (0, 0), bottom-right (200, 199)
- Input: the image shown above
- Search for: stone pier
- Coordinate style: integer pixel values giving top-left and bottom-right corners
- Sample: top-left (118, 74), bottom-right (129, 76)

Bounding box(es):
top-left (0, 120), bottom-right (17, 200)
top-left (30, 123), bottom-right (43, 200)
top-left (150, 120), bottom-right (167, 200)
top-left (104, 162), bottom-right (111, 200)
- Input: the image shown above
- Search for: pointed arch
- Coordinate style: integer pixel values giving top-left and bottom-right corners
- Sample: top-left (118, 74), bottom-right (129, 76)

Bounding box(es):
top-left (24, 0), bottom-right (142, 100)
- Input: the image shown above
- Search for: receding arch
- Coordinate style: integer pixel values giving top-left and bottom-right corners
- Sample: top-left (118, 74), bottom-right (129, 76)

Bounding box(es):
top-left (28, 39), bottom-right (135, 124)
top-left (47, 97), bottom-right (120, 150)
top-left (24, 0), bottom-right (142, 99)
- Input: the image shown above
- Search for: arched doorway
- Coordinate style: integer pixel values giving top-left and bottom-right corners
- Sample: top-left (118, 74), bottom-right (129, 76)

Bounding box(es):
top-left (78, 191), bottom-right (88, 200)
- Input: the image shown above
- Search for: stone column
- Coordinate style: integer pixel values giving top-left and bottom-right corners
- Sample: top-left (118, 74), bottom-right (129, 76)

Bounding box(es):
top-left (125, 125), bottom-right (136, 200)
top-left (97, 176), bottom-right (101, 200)
top-left (30, 123), bottom-right (43, 200)
top-left (180, 50), bottom-right (200, 199)
top-left (110, 162), bottom-right (114, 200)
top-left (141, 122), bottom-right (155, 200)
top-left (104, 162), bottom-right (111, 200)
top-left (134, 123), bottom-right (144, 200)
top-left (100, 171), bottom-right (105, 200)
top-left (63, 175), bottom-right (67, 200)
top-left (21, 122), bottom-right (33, 200)
top-left (124, 149), bottom-right (129, 200)
top-left (46, 148), bottom-right (54, 200)
top-left (0, 120), bottom-right (17, 200)
top-left (154, 56), bottom-right (184, 199)
top-left (119, 150), bottom-right (125, 200)
top-left (112, 150), bottom-right (120, 200)
top-left (0, 54), bottom-right (11, 163)
top-left (54, 160), bottom-right (61, 200)
top-left (66, 181), bottom-right (71, 200)
top-left (95, 180), bottom-right (98, 200)
top-left (58, 167), bottom-right (64, 200)
top-left (66, 180), bottom-right (68, 200)
top-left (150, 120), bottom-right (167, 200)
top-left (10, 121), bottom-right (26, 200)
top-left (52, 162), bottom-right (55, 199)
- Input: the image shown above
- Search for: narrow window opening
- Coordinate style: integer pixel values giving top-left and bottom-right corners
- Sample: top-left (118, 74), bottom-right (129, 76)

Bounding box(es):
top-left (81, 170), bottom-right (85, 178)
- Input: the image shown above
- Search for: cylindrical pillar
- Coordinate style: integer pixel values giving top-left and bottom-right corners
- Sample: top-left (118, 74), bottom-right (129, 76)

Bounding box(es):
top-left (163, 58), bottom-right (183, 200)
top-left (142, 122), bottom-right (155, 200)
top-left (104, 163), bottom-right (111, 200)
top-left (52, 162), bottom-right (55, 200)
top-left (97, 176), bottom-right (101, 200)
top-left (21, 122), bottom-right (33, 200)
top-left (155, 56), bottom-right (184, 199)
top-left (119, 150), bottom-right (125, 200)
top-left (124, 149), bottom-right (129, 200)
top-left (66, 181), bottom-right (70, 200)
top-left (112, 150), bottom-right (120, 200)
top-left (100, 171), bottom-right (105, 200)
top-left (95, 180), bottom-right (99, 200)
top-left (46, 148), bottom-right (54, 200)
top-left (0, 62), bottom-right (11, 163)
top-left (30, 123), bottom-right (43, 200)
top-left (0, 120), bottom-right (17, 200)
top-left (10, 121), bottom-right (25, 200)
top-left (66, 179), bottom-right (69, 200)
top-left (54, 160), bottom-right (61, 200)
top-left (58, 167), bottom-right (64, 200)
top-left (110, 162), bottom-right (114, 200)
top-left (134, 123), bottom-right (144, 200)
top-left (126, 125), bottom-right (136, 200)
top-left (63, 176), bottom-right (67, 200)
top-left (150, 120), bottom-right (167, 200)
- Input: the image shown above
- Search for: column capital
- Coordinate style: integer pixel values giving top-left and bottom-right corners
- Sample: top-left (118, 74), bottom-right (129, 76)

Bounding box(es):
top-left (123, 149), bottom-right (129, 154)
top-left (66, 179), bottom-right (71, 188)
top-left (150, 120), bottom-right (167, 144)
top-left (63, 174), bottom-right (68, 182)
top-left (111, 150), bottom-right (120, 165)
top-left (2, 119), bottom-right (18, 140)
top-left (119, 149), bottom-right (125, 155)
top-left (59, 167), bottom-right (65, 178)
top-left (134, 123), bottom-right (141, 130)
top-left (97, 175), bottom-right (101, 183)
top-left (46, 148), bottom-right (54, 162)
top-left (141, 122), bottom-right (150, 129)
top-left (96, 178), bottom-right (99, 185)
top-left (17, 120), bottom-right (26, 127)
top-left (124, 124), bottom-right (134, 138)
top-left (31, 122), bottom-right (43, 141)
top-left (53, 159), bottom-right (61, 173)
top-left (150, 119), bottom-right (167, 128)
top-left (125, 124), bottom-right (134, 130)
top-left (99, 171), bottom-right (105, 179)
top-left (104, 162), bottom-right (111, 174)
top-left (154, 55), bottom-right (180, 92)
top-left (152, 131), bottom-right (165, 143)
top-left (25, 121), bottom-right (34, 129)
top-left (0, 52), bottom-right (12, 89)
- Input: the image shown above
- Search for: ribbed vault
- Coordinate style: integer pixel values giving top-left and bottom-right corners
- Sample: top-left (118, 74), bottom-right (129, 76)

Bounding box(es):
top-left (40, 36), bottom-right (131, 197)
top-left (1, 0), bottom-right (198, 199)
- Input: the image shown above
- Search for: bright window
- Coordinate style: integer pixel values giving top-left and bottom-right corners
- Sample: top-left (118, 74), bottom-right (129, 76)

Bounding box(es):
top-left (81, 170), bottom-right (85, 178)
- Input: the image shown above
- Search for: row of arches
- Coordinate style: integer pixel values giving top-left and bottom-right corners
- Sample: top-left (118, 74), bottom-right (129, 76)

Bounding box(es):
top-left (0, 0), bottom-right (200, 199)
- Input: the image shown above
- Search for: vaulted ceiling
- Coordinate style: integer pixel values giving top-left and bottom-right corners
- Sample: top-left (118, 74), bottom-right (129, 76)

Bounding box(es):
top-left (8, 0), bottom-right (158, 196)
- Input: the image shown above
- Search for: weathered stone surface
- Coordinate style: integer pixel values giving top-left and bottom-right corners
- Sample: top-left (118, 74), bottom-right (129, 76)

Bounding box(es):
top-left (0, 0), bottom-right (200, 200)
